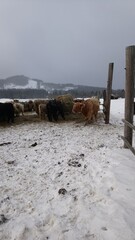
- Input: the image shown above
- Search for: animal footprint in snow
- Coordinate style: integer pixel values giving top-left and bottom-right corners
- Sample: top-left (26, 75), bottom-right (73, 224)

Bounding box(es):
top-left (68, 159), bottom-right (81, 167)
top-left (0, 214), bottom-right (8, 225)
top-left (107, 186), bottom-right (114, 196)
top-left (31, 142), bottom-right (37, 147)
top-left (58, 188), bottom-right (67, 195)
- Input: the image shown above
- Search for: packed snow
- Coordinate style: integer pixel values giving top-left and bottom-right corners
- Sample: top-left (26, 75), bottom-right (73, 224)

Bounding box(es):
top-left (0, 98), bottom-right (135, 240)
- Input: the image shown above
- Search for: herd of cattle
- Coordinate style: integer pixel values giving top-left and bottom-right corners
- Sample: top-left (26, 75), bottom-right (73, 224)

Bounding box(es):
top-left (0, 94), bottom-right (102, 124)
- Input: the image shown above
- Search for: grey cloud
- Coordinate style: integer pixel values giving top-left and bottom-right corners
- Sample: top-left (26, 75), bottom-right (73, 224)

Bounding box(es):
top-left (0, 0), bottom-right (135, 89)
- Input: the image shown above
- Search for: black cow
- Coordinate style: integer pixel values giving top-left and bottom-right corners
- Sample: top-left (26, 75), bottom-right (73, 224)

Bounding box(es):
top-left (46, 99), bottom-right (65, 122)
top-left (0, 102), bottom-right (14, 123)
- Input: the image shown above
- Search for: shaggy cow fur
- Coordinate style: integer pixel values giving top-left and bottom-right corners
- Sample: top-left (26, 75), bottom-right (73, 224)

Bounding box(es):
top-left (72, 98), bottom-right (100, 123)
top-left (0, 102), bottom-right (14, 123)
top-left (13, 102), bottom-right (24, 116)
top-left (46, 99), bottom-right (65, 122)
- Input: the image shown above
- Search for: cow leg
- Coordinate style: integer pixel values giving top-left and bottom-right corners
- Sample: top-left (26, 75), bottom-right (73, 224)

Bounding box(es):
top-left (46, 103), bottom-right (53, 121)
top-left (58, 103), bottom-right (65, 120)
top-left (7, 115), bottom-right (11, 123)
top-left (52, 111), bottom-right (58, 121)
top-left (94, 113), bottom-right (98, 122)
top-left (7, 114), bottom-right (14, 123)
top-left (59, 110), bottom-right (65, 120)
top-left (85, 112), bottom-right (93, 124)
top-left (47, 112), bottom-right (53, 121)
top-left (11, 114), bottom-right (14, 123)
top-left (47, 108), bottom-right (52, 121)
top-left (51, 104), bottom-right (58, 121)
top-left (91, 114), bottom-right (96, 122)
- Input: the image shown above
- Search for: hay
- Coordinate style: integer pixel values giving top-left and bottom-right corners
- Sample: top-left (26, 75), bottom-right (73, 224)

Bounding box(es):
top-left (56, 94), bottom-right (74, 113)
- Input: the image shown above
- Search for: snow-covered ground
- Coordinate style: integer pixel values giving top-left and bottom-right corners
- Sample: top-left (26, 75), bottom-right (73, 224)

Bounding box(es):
top-left (0, 98), bottom-right (135, 240)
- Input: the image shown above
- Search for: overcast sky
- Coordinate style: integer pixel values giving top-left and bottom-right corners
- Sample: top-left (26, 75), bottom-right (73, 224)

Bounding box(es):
top-left (0, 0), bottom-right (135, 89)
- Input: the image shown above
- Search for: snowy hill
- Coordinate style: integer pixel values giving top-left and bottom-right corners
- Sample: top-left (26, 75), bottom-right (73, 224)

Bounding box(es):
top-left (0, 75), bottom-right (77, 92)
top-left (0, 75), bottom-right (41, 89)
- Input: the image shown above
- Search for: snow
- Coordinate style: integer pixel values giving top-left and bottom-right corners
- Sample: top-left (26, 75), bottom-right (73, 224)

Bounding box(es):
top-left (0, 98), bottom-right (135, 240)
top-left (4, 79), bottom-right (38, 89)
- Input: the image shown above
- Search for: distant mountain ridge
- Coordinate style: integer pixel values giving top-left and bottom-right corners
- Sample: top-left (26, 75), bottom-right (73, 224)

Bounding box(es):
top-left (0, 75), bottom-right (43, 89)
top-left (0, 75), bottom-right (105, 92)
top-left (0, 75), bottom-right (125, 99)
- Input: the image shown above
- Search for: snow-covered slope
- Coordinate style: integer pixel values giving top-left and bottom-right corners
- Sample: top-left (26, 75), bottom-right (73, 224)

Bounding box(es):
top-left (4, 79), bottom-right (38, 89)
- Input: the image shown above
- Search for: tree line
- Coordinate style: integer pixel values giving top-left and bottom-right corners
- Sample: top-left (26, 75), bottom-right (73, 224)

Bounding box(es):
top-left (0, 88), bottom-right (125, 99)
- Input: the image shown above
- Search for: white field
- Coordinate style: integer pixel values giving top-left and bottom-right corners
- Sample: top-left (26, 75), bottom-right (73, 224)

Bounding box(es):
top-left (0, 98), bottom-right (135, 240)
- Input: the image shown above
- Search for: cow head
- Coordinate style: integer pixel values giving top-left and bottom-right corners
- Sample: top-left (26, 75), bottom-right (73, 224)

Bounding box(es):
top-left (72, 102), bottom-right (84, 113)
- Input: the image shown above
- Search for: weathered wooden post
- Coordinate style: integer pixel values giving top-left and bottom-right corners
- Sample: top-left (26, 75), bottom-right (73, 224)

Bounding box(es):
top-left (124, 45), bottom-right (135, 148)
top-left (104, 63), bottom-right (114, 124)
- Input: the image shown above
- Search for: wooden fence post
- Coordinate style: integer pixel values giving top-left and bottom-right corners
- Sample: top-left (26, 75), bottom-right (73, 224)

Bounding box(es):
top-left (104, 63), bottom-right (114, 124)
top-left (124, 45), bottom-right (135, 148)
